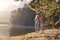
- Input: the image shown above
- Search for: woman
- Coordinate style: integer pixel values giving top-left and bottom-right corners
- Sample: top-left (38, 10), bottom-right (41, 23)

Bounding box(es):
top-left (34, 14), bottom-right (40, 32)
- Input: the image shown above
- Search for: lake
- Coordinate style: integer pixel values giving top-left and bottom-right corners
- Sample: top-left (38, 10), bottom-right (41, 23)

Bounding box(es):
top-left (0, 24), bottom-right (10, 37)
top-left (0, 24), bottom-right (34, 36)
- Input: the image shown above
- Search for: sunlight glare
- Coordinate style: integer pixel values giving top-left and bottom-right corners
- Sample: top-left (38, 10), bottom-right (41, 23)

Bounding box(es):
top-left (0, 0), bottom-right (10, 11)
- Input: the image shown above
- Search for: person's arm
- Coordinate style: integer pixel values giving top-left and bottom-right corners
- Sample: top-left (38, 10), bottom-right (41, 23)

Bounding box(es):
top-left (34, 16), bottom-right (37, 21)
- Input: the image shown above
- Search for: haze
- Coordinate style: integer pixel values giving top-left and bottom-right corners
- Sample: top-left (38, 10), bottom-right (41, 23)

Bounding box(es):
top-left (0, 0), bottom-right (31, 22)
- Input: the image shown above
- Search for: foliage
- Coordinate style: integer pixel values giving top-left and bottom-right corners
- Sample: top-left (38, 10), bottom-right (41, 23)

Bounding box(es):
top-left (28, 0), bottom-right (60, 24)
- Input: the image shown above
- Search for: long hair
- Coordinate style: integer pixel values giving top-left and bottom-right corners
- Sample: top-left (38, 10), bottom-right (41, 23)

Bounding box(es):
top-left (35, 15), bottom-right (40, 21)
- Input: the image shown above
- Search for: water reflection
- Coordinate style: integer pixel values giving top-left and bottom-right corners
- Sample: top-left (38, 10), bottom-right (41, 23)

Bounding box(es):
top-left (0, 24), bottom-right (10, 37)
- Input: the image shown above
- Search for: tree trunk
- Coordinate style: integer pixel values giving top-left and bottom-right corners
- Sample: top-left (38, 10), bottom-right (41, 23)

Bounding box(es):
top-left (51, 15), bottom-right (55, 29)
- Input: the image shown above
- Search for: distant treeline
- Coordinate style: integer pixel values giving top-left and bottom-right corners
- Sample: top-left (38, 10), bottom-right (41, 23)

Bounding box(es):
top-left (11, 4), bottom-right (36, 26)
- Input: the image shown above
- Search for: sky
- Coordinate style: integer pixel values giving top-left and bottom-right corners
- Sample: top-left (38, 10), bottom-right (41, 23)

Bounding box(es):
top-left (0, 0), bottom-right (32, 11)
top-left (0, 0), bottom-right (19, 11)
top-left (0, 0), bottom-right (32, 20)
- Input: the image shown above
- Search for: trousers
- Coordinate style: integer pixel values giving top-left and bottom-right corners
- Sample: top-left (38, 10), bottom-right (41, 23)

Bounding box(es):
top-left (35, 21), bottom-right (40, 32)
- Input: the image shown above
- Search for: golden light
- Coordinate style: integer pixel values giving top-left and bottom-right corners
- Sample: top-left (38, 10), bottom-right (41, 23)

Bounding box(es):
top-left (0, 0), bottom-right (9, 11)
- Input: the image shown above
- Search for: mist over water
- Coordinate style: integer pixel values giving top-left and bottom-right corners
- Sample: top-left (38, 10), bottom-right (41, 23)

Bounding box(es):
top-left (0, 11), bottom-right (11, 37)
top-left (0, 24), bottom-right (10, 37)
top-left (0, 0), bottom-right (33, 37)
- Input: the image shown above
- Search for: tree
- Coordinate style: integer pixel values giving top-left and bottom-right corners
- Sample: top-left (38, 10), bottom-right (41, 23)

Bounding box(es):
top-left (28, 0), bottom-right (60, 28)
top-left (14, 0), bottom-right (60, 28)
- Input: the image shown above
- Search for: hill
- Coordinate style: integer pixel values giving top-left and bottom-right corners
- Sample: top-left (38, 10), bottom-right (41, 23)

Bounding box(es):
top-left (0, 29), bottom-right (60, 40)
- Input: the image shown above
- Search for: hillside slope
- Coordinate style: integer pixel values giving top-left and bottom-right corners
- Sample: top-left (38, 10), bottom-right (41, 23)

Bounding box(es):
top-left (0, 29), bottom-right (60, 40)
